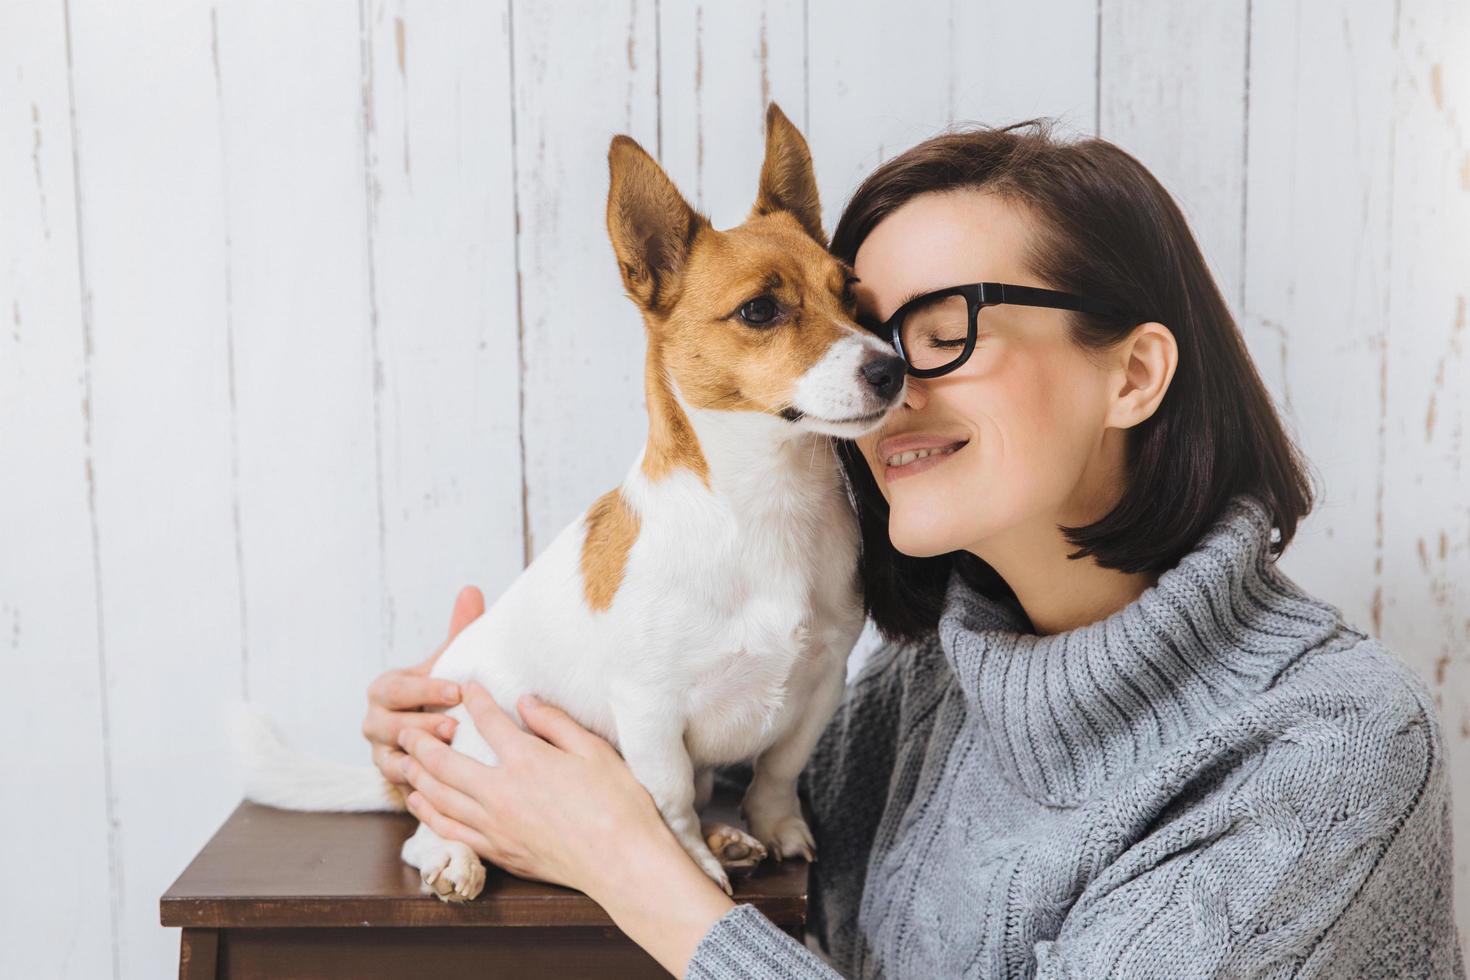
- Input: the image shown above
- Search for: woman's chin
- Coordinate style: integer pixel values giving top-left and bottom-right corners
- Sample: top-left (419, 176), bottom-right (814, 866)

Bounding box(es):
top-left (887, 513), bottom-right (966, 559)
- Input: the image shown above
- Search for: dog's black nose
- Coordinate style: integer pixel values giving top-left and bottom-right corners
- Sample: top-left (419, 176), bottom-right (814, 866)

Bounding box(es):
top-left (859, 355), bottom-right (906, 400)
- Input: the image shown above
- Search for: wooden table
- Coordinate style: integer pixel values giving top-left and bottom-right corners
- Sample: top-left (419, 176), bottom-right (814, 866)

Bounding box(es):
top-left (160, 787), bottom-right (808, 979)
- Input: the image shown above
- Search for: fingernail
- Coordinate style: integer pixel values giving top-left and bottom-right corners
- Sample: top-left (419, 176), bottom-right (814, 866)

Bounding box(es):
top-left (437, 719), bottom-right (455, 739)
top-left (441, 683), bottom-right (460, 703)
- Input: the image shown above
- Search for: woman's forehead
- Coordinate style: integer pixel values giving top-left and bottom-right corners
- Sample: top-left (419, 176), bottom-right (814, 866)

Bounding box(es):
top-left (852, 190), bottom-right (1032, 316)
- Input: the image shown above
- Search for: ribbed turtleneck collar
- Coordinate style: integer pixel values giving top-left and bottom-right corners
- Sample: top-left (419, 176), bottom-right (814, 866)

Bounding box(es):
top-left (936, 493), bottom-right (1347, 806)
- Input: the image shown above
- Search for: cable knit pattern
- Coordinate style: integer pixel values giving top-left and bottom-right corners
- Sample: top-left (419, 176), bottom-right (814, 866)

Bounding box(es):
top-left (685, 493), bottom-right (1465, 979)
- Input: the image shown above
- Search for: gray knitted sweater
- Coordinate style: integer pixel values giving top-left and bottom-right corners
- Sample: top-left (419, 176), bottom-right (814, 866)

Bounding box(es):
top-left (686, 493), bottom-right (1465, 978)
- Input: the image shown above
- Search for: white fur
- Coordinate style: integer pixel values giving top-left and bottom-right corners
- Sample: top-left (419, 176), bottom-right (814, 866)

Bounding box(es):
top-left (233, 336), bottom-right (894, 901)
top-left (791, 328), bottom-right (902, 433)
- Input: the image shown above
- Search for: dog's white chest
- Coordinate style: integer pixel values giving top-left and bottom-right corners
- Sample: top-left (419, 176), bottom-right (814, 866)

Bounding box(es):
top-left (679, 588), bottom-right (820, 765)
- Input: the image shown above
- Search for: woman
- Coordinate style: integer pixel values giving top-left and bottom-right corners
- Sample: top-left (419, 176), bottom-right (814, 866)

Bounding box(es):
top-left (362, 121), bottom-right (1464, 978)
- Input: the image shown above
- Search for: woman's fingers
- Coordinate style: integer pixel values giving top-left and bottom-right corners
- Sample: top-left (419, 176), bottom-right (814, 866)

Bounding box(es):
top-left (362, 704), bottom-right (457, 747)
top-left (461, 682), bottom-right (538, 761)
top-left (404, 791), bottom-right (496, 861)
top-left (368, 672), bottom-right (462, 712)
top-left (413, 585), bottom-right (488, 673)
top-left (516, 692), bottom-right (611, 759)
top-left (447, 585), bottom-right (486, 637)
top-left (373, 743), bottom-right (411, 785)
top-left (399, 753), bottom-right (491, 831)
top-left (400, 727), bottom-right (504, 795)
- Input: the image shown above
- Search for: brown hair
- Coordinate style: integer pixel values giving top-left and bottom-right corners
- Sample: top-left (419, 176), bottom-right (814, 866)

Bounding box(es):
top-left (830, 119), bottom-right (1318, 642)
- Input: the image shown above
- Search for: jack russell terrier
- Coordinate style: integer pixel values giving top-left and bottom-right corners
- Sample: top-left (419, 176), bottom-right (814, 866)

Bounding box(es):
top-left (236, 102), bottom-right (907, 903)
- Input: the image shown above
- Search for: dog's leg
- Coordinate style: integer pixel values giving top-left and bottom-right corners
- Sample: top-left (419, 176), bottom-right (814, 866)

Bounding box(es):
top-left (693, 765), bottom-right (769, 875)
top-left (401, 820), bottom-right (486, 903)
top-left (742, 655), bottom-right (848, 862)
top-left (398, 702), bottom-right (499, 903)
top-left (615, 711), bottom-right (734, 895)
top-left (693, 765), bottom-right (715, 810)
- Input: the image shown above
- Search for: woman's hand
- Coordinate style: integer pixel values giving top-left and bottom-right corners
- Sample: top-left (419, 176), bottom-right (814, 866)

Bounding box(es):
top-left (362, 585), bottom-right (484, 787)
top-left (396, 640), bottom-right (738, 978)
top-left (396, 682), bottom-right (678, 898)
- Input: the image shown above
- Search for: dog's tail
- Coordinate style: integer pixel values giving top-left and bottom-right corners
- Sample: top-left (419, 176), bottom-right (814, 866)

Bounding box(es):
top-left (229, 701), bottom-right (406, 813)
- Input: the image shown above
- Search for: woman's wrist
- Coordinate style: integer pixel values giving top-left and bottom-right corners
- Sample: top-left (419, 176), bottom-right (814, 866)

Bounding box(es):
top-left (585, 820), bottom-right (737, 977)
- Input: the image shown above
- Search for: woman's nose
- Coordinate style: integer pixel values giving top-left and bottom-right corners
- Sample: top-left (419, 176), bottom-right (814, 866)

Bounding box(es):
top-left (900, 373), bottom-right (928, 410)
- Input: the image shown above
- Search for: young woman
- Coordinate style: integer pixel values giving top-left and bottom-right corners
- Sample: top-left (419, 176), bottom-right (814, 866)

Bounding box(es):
top-left (363, 121), bottom-right (1464, 978)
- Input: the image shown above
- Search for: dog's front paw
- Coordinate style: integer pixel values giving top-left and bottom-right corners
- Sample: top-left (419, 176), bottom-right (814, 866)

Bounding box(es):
top-left (702, 820), bottom-right (768, 875)
top-left (748, 812), bottom-right (816, 863)
top-left (419, 841), bottom-right (487, 903)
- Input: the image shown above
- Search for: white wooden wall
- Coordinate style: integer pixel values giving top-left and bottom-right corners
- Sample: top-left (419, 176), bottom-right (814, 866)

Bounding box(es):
top-left (3, 1), bottom-right (1466, 975)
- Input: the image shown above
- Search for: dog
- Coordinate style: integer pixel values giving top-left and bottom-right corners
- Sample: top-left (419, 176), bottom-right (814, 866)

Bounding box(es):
top-left (235, 102), bottom-right (907, 903)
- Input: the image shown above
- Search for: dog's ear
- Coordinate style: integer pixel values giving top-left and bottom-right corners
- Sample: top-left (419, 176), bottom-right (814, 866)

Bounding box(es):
top-left (607, 135), bottom-right (708, 314)
top-left (751, 103), bottom-right (825, 247)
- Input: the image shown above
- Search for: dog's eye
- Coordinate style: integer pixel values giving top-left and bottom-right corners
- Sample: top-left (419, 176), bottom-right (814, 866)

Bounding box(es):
top-left (842, 276), bottom-right (860, 307)
top-left (738, 296), bottom-right (780, 326)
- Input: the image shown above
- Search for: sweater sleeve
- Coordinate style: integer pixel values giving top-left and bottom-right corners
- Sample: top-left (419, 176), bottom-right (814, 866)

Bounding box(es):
top-left (685, 903), bottom-right (847, 979)
top-left (1031, 667), bottom-right (1465, 979)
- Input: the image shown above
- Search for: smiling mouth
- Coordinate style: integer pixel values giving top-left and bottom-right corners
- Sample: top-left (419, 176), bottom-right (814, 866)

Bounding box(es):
top-left (884, 442), bottom-right (965, 467)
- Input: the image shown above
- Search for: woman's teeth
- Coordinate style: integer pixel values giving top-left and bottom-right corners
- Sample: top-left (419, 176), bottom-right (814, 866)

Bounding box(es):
top-left (886, 444), bottom-right (961, 467)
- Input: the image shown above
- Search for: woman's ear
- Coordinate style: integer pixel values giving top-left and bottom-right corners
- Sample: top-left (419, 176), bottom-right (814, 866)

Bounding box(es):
top-left (750, 102), bottom-right (826, 247)
top-left (606, 134), bottom-right (709, 314)
top-left (1105, 322), bottom-right (1178, 429)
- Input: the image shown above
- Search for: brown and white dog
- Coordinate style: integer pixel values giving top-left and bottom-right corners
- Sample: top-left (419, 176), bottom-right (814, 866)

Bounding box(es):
top-left (236, 103), bottom-right (907, 902)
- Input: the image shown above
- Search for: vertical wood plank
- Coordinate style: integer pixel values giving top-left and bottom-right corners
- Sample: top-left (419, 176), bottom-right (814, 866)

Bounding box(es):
top-left (805, 0), bottom-right (958, 238)
top-left (361, 0), bottom-right (526, 660)
top-left (209, 1), bottom-right (382, 765)
top-left (177, 929), bottom-right (218, 980)
top-left (0, 4), bottom-right (118, 978)
top-left (64, 1), bottom-right (246, 976)
top-left (947, 0), bottom-right (1098, 135)
top-left (805, 0), bottom-right (1098, 242)
top-left (656, 0), bottom-right (805, 230)
top-left (1098, 0), bottom-right (1250, 310)
top-left (513, 0), bottom-right (659, 552)
top-left (1241, 0), bottom-right (1397, 633)
top-left (1381, 0), bottom-right (1470, 944)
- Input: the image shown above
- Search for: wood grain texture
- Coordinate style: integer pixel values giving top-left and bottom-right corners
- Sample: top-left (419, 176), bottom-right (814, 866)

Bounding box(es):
top-left (65, 2), bottom-right (248, 976)
top-left (160, 796), bottom-right (806, 930)
top-left (1381, 0), bottom-right (1470, 936)
top-left (360, 1), bottom-right (527, 671)
top-left (0, 4), bottom-right (117, 978)
top-left (512, 0), bottom-right (659, 553)
top-left (1098, 0), bottom-right (1249, 310)
top-left (657, 0), bottom-right (806, 230)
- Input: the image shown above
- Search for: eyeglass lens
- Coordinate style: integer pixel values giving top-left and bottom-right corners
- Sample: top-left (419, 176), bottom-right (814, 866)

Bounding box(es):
top-left (899, 293), bottom-right (972, 372)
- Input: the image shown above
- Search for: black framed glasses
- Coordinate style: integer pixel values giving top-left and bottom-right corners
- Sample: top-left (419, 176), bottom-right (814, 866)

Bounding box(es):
top-left (859, 281), bottom-right (1135, 378)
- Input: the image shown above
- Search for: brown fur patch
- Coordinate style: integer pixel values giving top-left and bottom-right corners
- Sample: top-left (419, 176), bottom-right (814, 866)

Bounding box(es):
top-left (648, 213), bottom-right (859, 421)
top-left (641, 339), bottom-right (712, 485)
top-left (580, 488), bottom-right (641, 611)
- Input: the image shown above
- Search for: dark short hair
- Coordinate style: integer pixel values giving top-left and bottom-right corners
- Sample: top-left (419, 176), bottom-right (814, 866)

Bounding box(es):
top-left (830, 119), bottom-right (1318, 642)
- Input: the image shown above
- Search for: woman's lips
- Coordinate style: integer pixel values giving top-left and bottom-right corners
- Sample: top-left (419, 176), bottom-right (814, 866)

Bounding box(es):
top-left (883, 440), bottom-right (967, 482)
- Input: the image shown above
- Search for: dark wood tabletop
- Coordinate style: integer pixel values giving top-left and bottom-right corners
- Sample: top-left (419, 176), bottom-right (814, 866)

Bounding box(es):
top-left (161, 788), bottom-right (809, 931)
top-left (160, 787), bottom-right (809, 977)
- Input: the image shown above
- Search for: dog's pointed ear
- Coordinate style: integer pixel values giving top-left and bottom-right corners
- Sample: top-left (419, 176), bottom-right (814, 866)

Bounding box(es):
top-left (750, 103), bottom-right (825, 247)
top-left (607, 135), bottom-right (708, 314)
